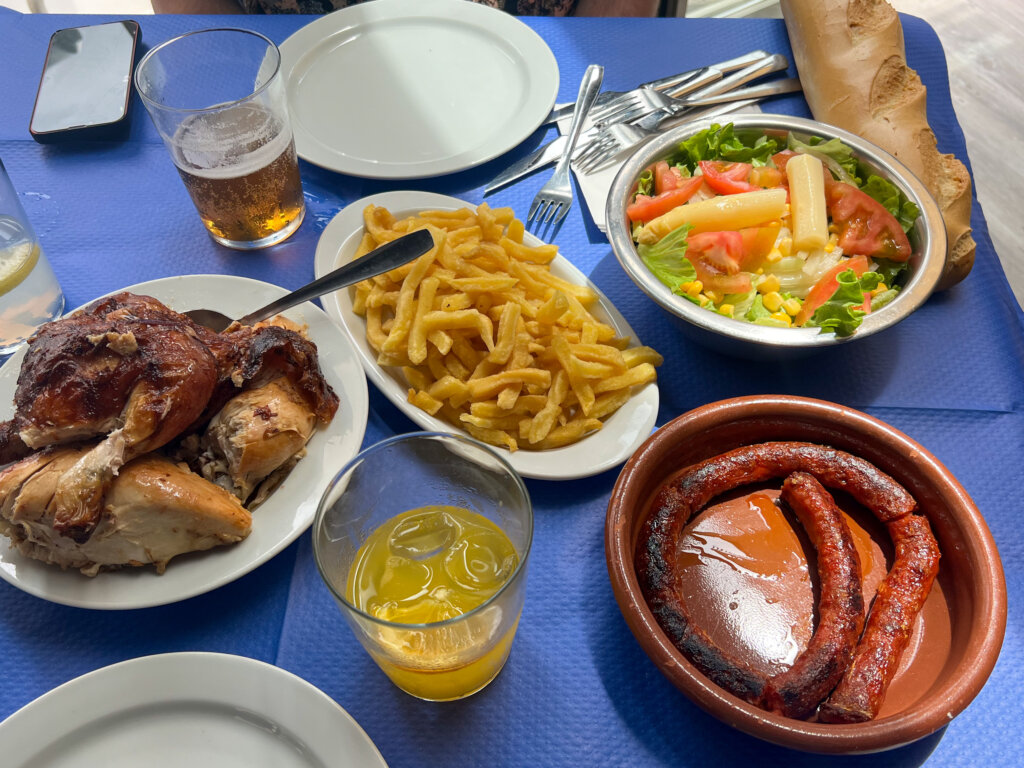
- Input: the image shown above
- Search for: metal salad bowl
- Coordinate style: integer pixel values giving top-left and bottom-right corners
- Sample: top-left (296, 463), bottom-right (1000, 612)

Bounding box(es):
top-left (605, 114), bottom-right (946, 358)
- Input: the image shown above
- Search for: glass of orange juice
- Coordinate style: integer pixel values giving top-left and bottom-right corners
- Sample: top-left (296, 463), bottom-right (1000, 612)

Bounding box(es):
top-left (313, 432), bottom-right (532, 701)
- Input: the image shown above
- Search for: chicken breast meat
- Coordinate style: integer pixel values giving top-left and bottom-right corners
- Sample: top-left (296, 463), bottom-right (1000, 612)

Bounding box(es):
top-left (0, 293), bottom-right (221, 541)
top-left (180, 377), bottom-right (319, 505)
top-left (0, 446), bottom-right (251, 575)
top-left (0, 292), bottom-right (340, 575)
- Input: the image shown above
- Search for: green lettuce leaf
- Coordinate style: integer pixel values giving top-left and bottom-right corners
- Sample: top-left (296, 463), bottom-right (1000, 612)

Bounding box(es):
top-left (787, 134), bottom-right (861, 186)
top-left (745, 294), bottom-right (771, 322)
top-left (807, 269), bottom-right (883, 337)
top-left (861, 175), bottom-right (921, 233)
top-left (637, 223), bottom-right (695, 293)
top-left (676, 123), bottom-right (778, 170)
top-left (871, 257), bottom-right (909, 287)
top-left (870, 287), bottom-right (899, 311)
top-left (635, 168), bottom-right (654, 198)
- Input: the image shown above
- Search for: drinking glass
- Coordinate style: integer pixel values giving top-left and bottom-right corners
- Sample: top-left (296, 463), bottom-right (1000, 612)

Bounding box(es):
top-left (313, 432), bottom-right (532, 701)
top-left (134, 28), bottom-right (305, 250)
top-left (0, 160), bottom-right (64, 355)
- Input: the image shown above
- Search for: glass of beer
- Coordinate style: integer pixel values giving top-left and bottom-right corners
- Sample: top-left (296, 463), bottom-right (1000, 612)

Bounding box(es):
top-left (0, 160), bottom-right (64, 356)
top-left (135, 29), bottom-right (304, 250)
top-left (313, 432), bottom-right (533, 701)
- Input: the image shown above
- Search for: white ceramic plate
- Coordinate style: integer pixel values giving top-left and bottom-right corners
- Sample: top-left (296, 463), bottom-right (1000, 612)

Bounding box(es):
top-left (0, 653), bottom-right (388, 768)
top-left (0, 275), bottom-right (368, 610)
top-left (314, 191), bottom-right (660, 481)
top-left (278, 0), bottom-right (558, 179)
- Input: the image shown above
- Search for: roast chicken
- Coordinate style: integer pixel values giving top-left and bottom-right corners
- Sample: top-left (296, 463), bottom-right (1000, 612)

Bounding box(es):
top-left (179, 376), bottom-right (319, 505)
top-left (0, 292), bottom-right (339, 574)
top-left (0, 446), bottom-right (251, 575)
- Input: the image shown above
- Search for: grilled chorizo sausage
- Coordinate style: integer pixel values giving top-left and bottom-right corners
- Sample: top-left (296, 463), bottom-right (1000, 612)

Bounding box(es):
top-left (637, 441), bottom-right (936, 719)
top-left (761, 472), bottom-right (865, 719)
top-left (819, 513), bottom-right (941, 722)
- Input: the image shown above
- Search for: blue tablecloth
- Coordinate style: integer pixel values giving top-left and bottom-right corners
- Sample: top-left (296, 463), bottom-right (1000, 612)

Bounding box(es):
top-left (1, 10), bottom-right (1021, 768)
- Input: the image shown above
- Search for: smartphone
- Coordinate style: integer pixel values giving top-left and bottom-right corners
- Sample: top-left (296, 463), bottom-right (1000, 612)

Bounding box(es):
top-left (29, 20), bottom-right (141, 143)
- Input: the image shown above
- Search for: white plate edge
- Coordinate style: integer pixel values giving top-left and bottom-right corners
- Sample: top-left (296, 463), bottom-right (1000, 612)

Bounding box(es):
top-left (313, 191), bottom-right (660, 481)
top-left (0, 652), bottom-right (388, 768)
top-left (0, 274), bottom-right (369, 610)
top-left (278, 0), bottom-right (559, 179)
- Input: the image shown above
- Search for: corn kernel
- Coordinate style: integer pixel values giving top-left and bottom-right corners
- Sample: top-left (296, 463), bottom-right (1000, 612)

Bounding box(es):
top-left (770, 311), bottom-right (793, 326)
top-left (762, 291), bottom-right (784, 312)
top-left (764, 249), bottom-right (782, 264)
top-left (683, 280), bottom-right (703, 296)
top-left (758, 275), bottom-right (781, 294)
top-left (871, 282), bottom-right (888, 297)
top-left (782, 298), bottom-right (802, 316)
top-left (777, 237), bottom-right (793, 257)
top-left (824, 242), bottom-right (835, 253)
top-left (698, 295), bottom-right (712, 308)
top-left (718, 303), bottom-right (735, 317)
top-left (703, 289), bottom-right (720, 304)
top-left (755, 267), bottom-right (764, 275)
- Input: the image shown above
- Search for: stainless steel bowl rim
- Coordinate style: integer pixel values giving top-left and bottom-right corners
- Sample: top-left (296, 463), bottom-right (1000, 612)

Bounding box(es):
top-left (605, 114), bottom-right (946, 350)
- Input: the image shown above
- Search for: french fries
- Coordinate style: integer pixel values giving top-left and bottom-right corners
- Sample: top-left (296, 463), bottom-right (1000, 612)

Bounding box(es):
top-left (352, 203), bottom-right (663, 452)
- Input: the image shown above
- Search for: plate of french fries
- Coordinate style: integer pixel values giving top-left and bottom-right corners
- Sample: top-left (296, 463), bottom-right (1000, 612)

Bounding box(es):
top-left (314, 191), bottom-right (662, 481)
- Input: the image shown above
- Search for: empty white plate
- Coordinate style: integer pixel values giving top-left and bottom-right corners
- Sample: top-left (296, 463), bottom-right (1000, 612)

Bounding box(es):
top-left (279, 0), bottom-right (558, 179)
top-left (0, 653), bottom-right (388, 768)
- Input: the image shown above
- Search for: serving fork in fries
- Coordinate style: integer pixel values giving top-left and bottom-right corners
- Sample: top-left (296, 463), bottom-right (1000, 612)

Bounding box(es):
top-left (350, 203), bottom-right (663, 452)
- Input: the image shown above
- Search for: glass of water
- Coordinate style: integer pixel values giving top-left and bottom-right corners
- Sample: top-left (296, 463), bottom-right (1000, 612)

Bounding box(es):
top-left (0, 159), bottom-right (64, 356)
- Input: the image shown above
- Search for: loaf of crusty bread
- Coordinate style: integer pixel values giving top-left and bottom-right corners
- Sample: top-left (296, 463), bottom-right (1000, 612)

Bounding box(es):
top-left (780, 0), bottom-right (975, 289)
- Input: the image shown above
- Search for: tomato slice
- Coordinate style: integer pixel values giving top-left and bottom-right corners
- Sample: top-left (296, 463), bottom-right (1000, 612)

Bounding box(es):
top-left (771, 150), bottom-right (798, 177)
top-left (689, 255), bottom-right (753, 295)
top-left (654, 161), bottom-right (685, 194)
top-left (826, 182), bottom-right (912, 261)
top-left (793, 254), bottom-right (871, 327)
top-left (699, 161), bottom-right (759, 195)
top-left (688, 231), bottom-right (743, 275)
top-left (626, 176), bottom-right (704, 223)
top-left (737, 224), bottom-right (781, 271)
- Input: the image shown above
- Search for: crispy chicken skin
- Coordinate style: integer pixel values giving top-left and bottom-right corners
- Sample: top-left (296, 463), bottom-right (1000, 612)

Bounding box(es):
top-left (0, 295), bottom-right (339, 545)
top-left (0, 294), bottom-right (339, 575)
top-left (0, 293), bottom-right (220, 541)
top-left (198, 321), bottom-right (340, 430)
top-left (0, 446), bottom-right (251, 575)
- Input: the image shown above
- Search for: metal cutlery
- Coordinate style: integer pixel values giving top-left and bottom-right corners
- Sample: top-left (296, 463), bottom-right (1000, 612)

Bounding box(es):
top-left (542, 48), bottom-right (770, 126)
top-left (594, 53), bottom-right (790, 132)
top-left (574, 55), bottom-right (793, 173)
top-left (527, 64), bottom-right (604, 226)
top-left (591, 67), bottom-right (721, 130)
top-left (485, 52), bottom-right (792, 195)
top-left (184, 229), bottom-right (434, 332)
top-left (574, 84), bottom-right (801, 175)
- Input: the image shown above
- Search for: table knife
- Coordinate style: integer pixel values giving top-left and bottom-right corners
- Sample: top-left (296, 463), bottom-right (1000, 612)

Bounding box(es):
top-left (486, 64), bottom-right (729, 195)
top-left (485, 76), bottom-right (798, 195)
top-left (542, 49), bottom-right (770, 126)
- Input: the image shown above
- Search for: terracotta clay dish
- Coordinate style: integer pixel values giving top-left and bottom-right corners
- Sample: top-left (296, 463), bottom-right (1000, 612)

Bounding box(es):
top-left (605, 395), bottom-right (1006, 753)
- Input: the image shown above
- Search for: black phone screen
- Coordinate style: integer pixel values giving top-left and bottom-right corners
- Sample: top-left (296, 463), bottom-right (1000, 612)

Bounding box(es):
top-left (31, 21), bottom-right (139, 135)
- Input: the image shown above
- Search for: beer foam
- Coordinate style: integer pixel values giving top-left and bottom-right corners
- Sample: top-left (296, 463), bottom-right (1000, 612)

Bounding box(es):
top-left (171, 104), bottom-right (293, 178)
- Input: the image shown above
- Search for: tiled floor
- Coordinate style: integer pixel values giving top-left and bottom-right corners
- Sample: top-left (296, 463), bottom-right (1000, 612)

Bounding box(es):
top-left (4, 0), bottom-right (1021, 305)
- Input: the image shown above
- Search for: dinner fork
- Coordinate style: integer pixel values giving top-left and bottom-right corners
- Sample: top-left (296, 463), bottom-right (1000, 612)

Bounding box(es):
top-left (575, 55), bottom-right (793, 173)
top-left (544, 49), bottom-right (770, 127)
top-left (528, 64), bottom-right (603, 226)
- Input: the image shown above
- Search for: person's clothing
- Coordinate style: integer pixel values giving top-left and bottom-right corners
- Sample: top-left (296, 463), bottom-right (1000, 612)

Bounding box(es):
top-left (238, 0), bottom-right (577, 15)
